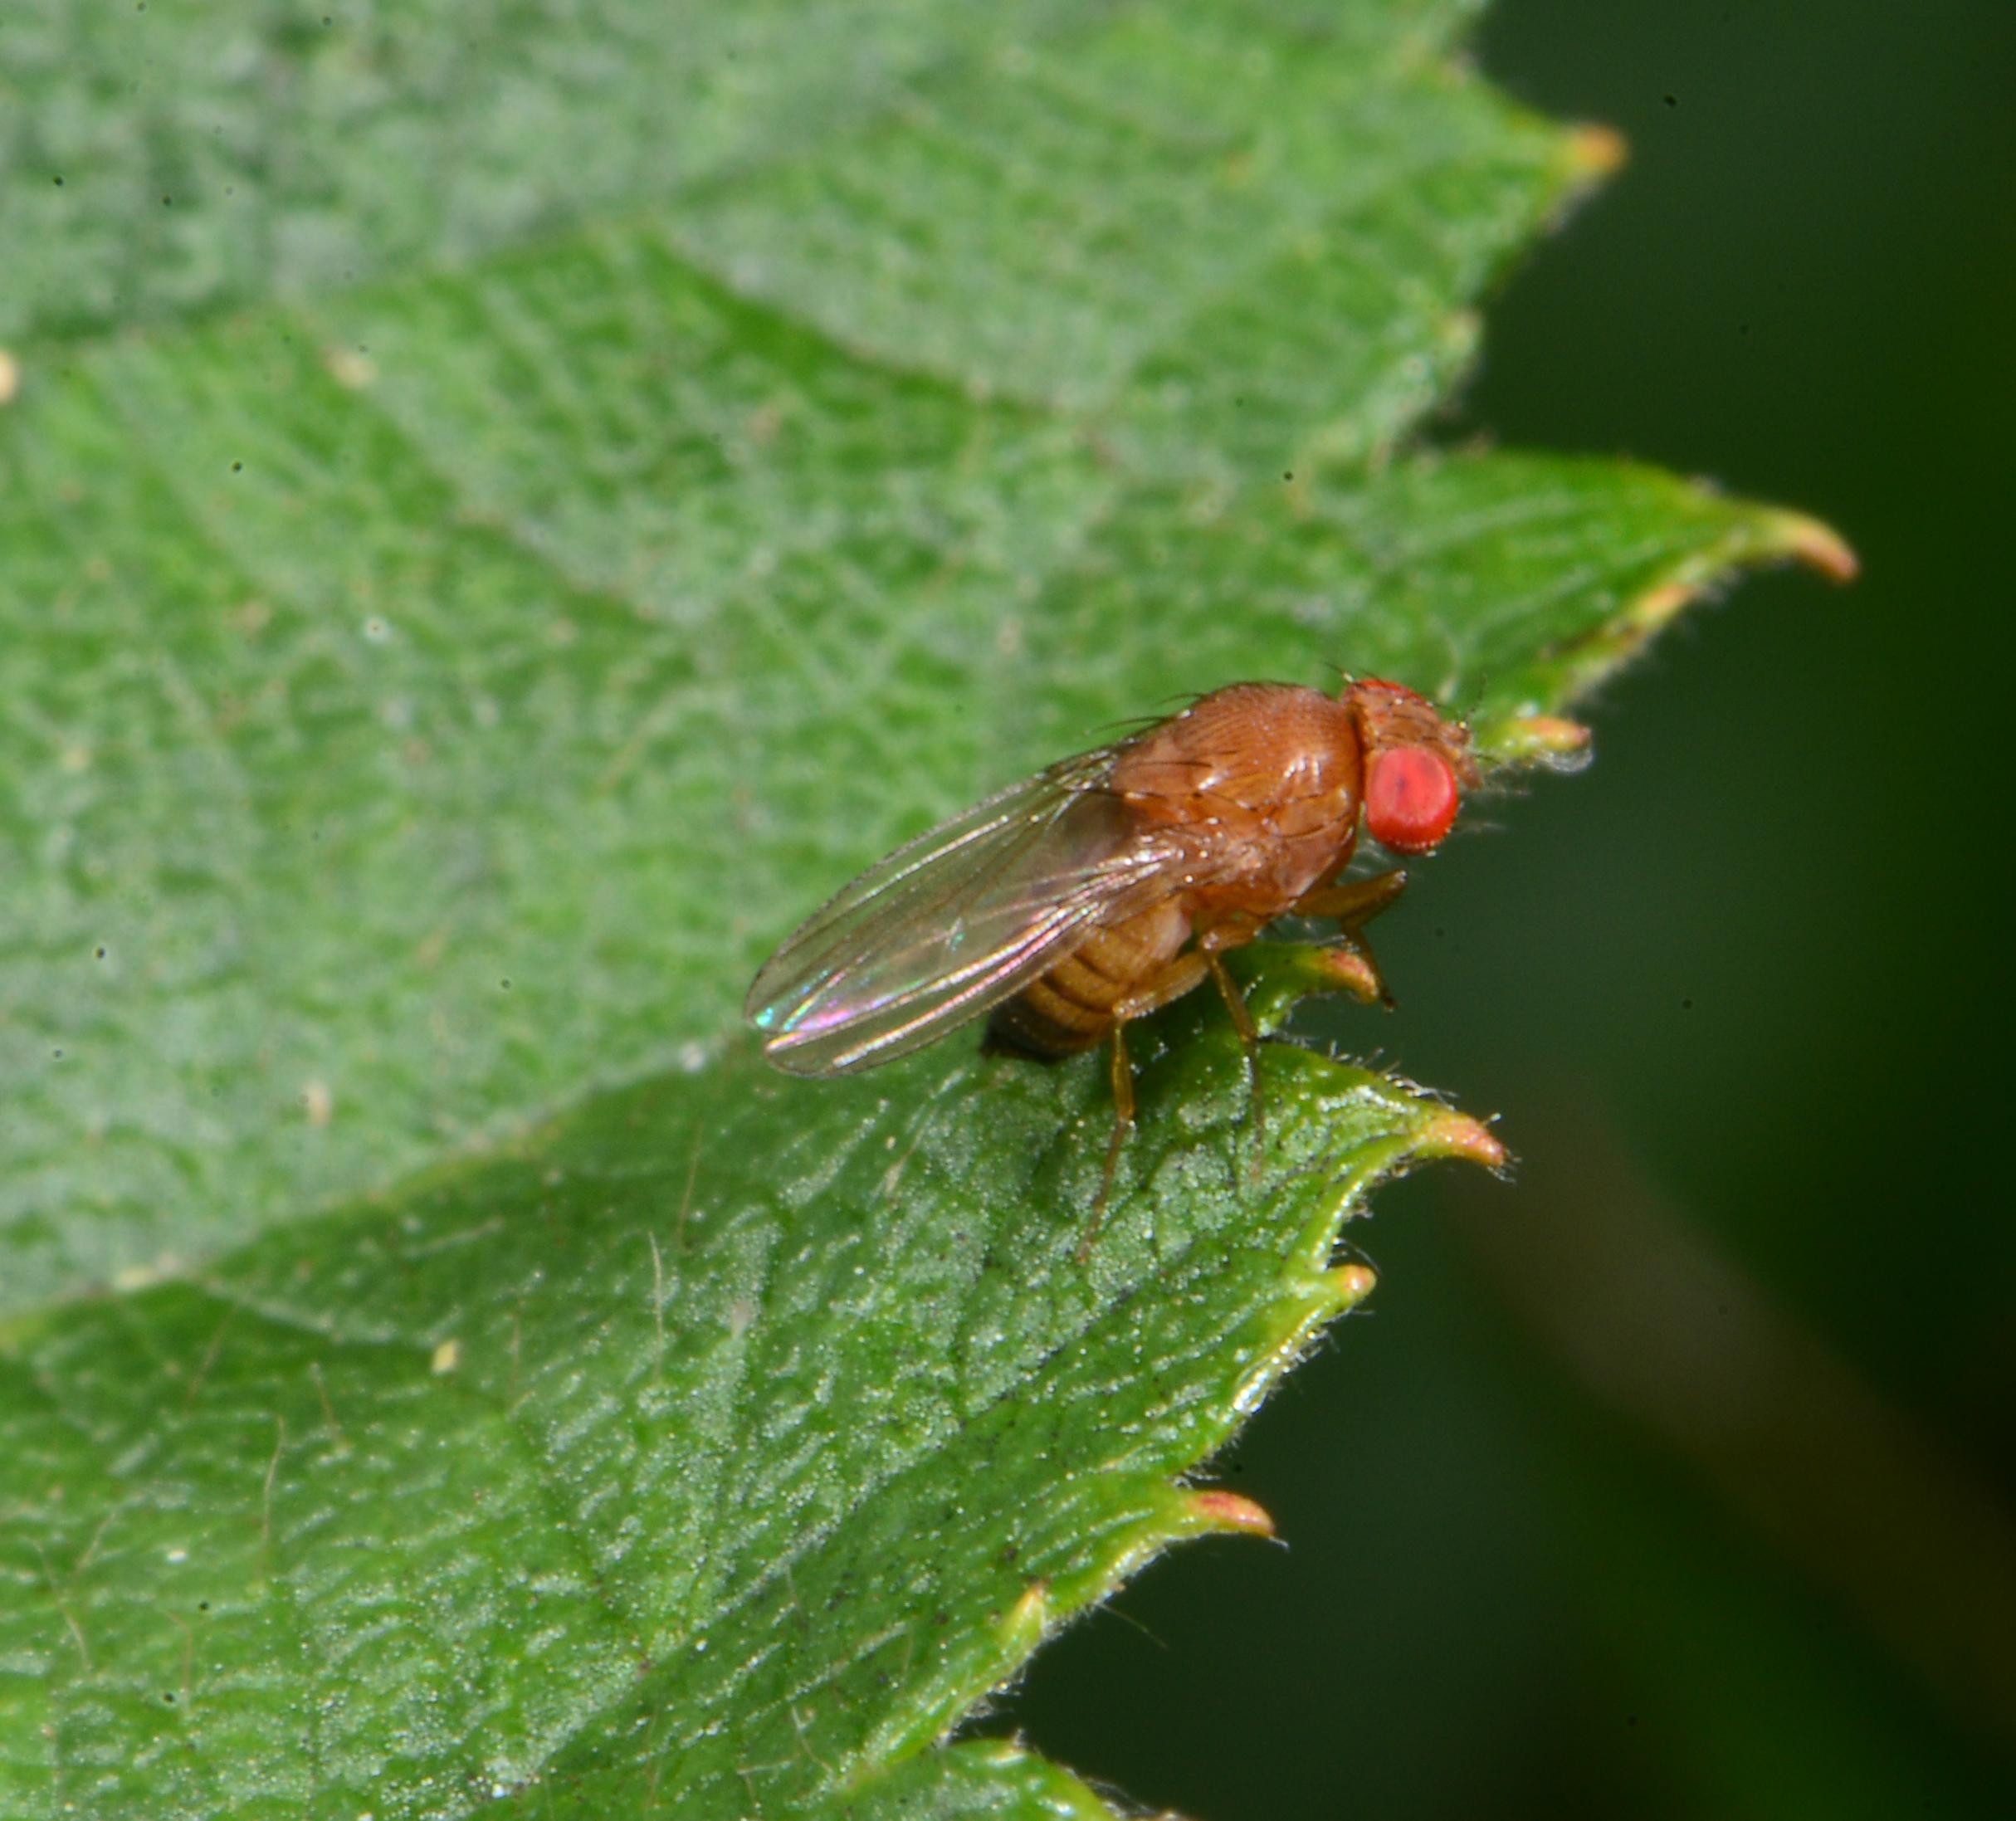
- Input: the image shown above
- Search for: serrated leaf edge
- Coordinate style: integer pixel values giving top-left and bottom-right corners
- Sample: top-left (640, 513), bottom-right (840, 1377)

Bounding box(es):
top-left (840, 1060), bottom-right (1504, 1810)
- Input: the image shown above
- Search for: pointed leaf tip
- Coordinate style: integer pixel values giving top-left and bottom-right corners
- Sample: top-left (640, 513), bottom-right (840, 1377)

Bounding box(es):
top-left (1314, 945), bottom-right (1386, 1006)
top-left (1628, 510), bottom-right (1855, 635)
top-left (1327, 1262), bottom-right (1379, 1310)
top-left (1413, 1111), bottom-right (1510, 1172)
top-left (1486, 714), bottom-right (1594, 768)
top-left (1771, 511), bottom-right (1859, 583)
top-left (1001, 1579), bottom-right (1050, 1651)
top-left (1232, 940), bottom-right (1386, 1035)
top-left (1565, 122), bottom-right (1629, 179)
top-left (1184, 1490), bottom-right (1278, 1539)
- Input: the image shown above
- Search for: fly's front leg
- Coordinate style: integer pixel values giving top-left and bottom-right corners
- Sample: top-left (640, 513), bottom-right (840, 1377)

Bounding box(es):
top-left (1287, 868), bottom-right (1409, 1007)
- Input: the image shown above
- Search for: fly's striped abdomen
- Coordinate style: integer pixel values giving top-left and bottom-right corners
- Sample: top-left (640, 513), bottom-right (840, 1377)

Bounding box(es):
top-left (988, 898), bottom-right (1190, 1057)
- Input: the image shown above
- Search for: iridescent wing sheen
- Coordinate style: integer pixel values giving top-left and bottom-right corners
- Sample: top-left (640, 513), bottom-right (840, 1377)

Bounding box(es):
top-left (745, 749), bottom-right (1199, 1076)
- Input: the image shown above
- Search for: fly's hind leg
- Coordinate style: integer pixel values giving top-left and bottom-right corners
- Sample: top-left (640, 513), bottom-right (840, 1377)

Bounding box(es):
top-left (1288, 869), bottom-right (1409, 1007)
top-left (1077, 950), bottom-right (1212, 1259)
top-left (1202, 945), bottom-right (1266, 1179)
top-left (1077, 1023), bottom-right (1134, 1262)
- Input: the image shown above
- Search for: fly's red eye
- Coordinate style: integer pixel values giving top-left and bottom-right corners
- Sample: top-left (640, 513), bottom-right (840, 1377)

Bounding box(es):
top-left (1364, 747), bottom-right (1460, 853)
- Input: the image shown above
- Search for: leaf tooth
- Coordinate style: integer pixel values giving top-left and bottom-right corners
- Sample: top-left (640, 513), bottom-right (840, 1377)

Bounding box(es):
top-left (1763, 510), bottom-right (1860, 583)
top-left (1564, 121), bottom-right (1630, 180)
top-left (1177, 1489), bottom-right (1277, 1540)
top-left (1273, 1261), bottom-right (1381, 1333)
top-left (1646, 509), bottom-right (1857, 624)
top-left (1085, 1486), bottom-right (1280, 1583)
top-left (1408, 1110), bottom-right (1510, 1174)
top-left (996, 1578), bottom-right (1050, 1657)
top-left (1323, 1262), bottom-right (1380, 1311)
top-left (1484, 714), bottom-right (1593, 768)
top-left (1235, 945), bottom-right (1388, 1037)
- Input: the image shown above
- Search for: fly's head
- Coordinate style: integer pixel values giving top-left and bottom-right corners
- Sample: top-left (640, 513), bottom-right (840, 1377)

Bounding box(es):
top-left (1343, 677), bottom-right (1480, 855)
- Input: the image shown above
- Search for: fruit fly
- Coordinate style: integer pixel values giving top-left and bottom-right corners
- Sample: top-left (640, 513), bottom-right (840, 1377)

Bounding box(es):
top-left (745, 678), bottom-right (1478, 1223)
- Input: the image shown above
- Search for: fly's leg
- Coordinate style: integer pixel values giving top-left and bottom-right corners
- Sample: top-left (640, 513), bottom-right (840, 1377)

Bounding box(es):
top-left (1291, 867), bottom-right (1408, 925)
top-left (1287, 869), bottom-right (1409, 1007)
top-left (1204, 946), bottom-right (1266, 1179)
top-left (1077, 950), bottom-right (1212, 1258)
top-left (1077, 1023), bottom-right (1135, 1262)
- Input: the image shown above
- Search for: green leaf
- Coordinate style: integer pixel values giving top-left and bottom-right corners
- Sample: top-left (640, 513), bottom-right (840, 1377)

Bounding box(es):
top-left (2, 1012), bottom-right (1501, 1817)
top-left (0, 2), bottom-right (1846, 1815)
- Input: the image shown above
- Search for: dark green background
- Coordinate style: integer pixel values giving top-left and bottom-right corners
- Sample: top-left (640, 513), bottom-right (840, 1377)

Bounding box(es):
top-left (1009, 3), bottom-right (2016, 1816)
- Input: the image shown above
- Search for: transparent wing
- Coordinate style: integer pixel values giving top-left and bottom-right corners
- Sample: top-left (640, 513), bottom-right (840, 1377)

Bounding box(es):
top-left (745, 749), bottom-right (1198, 1075)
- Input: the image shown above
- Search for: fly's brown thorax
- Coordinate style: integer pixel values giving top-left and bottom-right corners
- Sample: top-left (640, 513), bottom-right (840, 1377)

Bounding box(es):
top-left (988, 684), bottom-right (1365, 1057)
top-left (1114, 682), bottom-right (1364, 922)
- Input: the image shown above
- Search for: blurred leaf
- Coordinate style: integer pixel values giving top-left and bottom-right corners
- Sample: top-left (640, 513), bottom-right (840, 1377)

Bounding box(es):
top-left (0, 1), bottom-right (1843, 1815)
